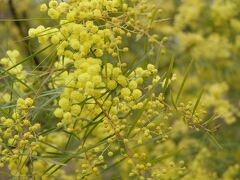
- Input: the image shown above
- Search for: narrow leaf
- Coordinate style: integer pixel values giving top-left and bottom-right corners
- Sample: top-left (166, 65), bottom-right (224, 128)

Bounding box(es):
top-left (175, 59), bottom-right (193, 104)
top-left (192, 88), bottom-right (204, 116)
top-left (163, 56), bottom-right (174, 93)
top-left (1, 44), bottom-right (52, 75)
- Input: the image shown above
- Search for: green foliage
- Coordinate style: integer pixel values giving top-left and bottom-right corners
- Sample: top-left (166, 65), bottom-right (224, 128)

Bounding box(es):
top-left (0, 0), bottom-right (239, 180)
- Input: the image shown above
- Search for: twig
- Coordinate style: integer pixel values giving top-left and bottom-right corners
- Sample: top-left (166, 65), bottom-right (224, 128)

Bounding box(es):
top-left (8, 0), bottom-right (41, 68)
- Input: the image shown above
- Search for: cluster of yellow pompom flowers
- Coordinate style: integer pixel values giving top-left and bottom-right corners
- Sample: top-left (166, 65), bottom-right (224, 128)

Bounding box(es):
top-left (0, 98), bottom-right (42, 178)
top-left (0, 50), bottom-right (29, 103)
top-left (29, 0), bottom-right (162, 59)
top-left (25, 0), bottom-right (191, 178)
top-left (0, 0), bottom-right (238, 179)
top-left (157, 0), bottom-right (240, 125)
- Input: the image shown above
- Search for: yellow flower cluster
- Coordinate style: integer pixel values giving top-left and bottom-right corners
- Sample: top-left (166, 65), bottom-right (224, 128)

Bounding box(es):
top-left (0, 98), bottom-right (42, 178)
top-left (24, 1), bottom-right (198, 178)
top-left (25, 2), bottom-right (182, 178)
top-left (157, 0), bottom-right (240, 125)
top-left (0, 50), bottom-right (29, 104)
top-left (0, 0), bottom-right (227, 179)
top-left (223, 164), bottom-right (240, 180)
top-left (29, 0), bottom-right (161, 59)
top-left (0, 50), bottom-right (23, 77)
top-left (178, 101), bottom-right (207, 130)
top-left (204, 83), bottom-right (236, 124)
top-left (49, 57), bottom-right (74, 88)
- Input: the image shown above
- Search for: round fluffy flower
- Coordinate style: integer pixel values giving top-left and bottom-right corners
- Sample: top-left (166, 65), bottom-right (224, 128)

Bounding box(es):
top-left (40, 3), bottom-right (48, 12)
top-left (107, 80), bottom-right (118, 90)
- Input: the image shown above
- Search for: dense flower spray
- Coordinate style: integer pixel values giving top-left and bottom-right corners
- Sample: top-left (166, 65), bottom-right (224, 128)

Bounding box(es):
top-left (0, 0), bottom-right (238, 180)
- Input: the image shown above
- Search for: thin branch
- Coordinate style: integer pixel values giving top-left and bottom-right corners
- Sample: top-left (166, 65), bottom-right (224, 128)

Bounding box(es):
top-left (8, 0), bottom-right (41, 68)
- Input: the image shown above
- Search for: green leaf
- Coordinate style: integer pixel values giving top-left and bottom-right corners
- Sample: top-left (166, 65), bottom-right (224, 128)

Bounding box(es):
top-left (192, 88), bottom-right (204, 116)
top-left (43, 134), bottom-right (114, 176)
top-left (206, 132), bottom-right (223, 149)
top-left (45, 158), bottom-right (72, 177)
top-left (82, 118), bottom-right (103, 145)
top-left (175, 59), bottom-right (194, 104)
top-left (162, 56), bottom-right (174, 94)
top-left (38, 140), bottom-right (63, 152)
top-left (32, 155), bottom-right (67, 165)
top-left (170, 90), bottom-right (177, 111)
top-left (127, 104), bottom-right (147, 137)
top-left (38, 127), bottom-right (62, 136)
top-left (203, 113), bottom-right (219, 126)
top-left (103, 157), bottom-right (127, 172)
